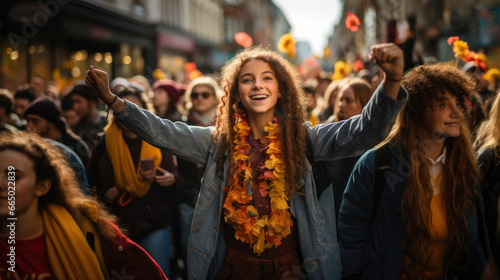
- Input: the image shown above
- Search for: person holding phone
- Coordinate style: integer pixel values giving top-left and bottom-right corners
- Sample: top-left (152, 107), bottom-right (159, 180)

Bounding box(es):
top-left (86, 87), bottom-right (183, 277)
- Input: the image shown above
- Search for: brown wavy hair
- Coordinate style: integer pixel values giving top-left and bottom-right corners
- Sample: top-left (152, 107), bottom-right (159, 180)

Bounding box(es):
top-left (474, 89), bottom-right (500, 157)
top-left (0, 131), bottom-right (121, 241)
top-left (334, 77), bottom-right (373, 121)
top-left (214, 45), bottom-right (306, 197)
top-left (379, 63), bottom-right (479, 277)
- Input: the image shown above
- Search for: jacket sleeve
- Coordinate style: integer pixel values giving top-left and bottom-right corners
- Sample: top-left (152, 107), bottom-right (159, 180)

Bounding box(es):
top-left (102, 222), bottom-right (168, 280)
top-left (338, 150), bottom-right (377, 277)
top-left (115, 101), bottom-right (214, 166)
top-left (308, 83), bottom-right (407, 161)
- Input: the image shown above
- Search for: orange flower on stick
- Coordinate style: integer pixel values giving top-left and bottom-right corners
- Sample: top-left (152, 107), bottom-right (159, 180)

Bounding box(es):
top-left (184, 62), bottom-right (197, 73)
top-left (447, 36), bottom-right (459, 45)
top-left (353, 59), bottom-right (365, 73)
top-left (345, 12), bottom-right (360, 32)
top-left (235, 32), bottom-right (253, 48)
top-left (452, 40), bottom-right (469, 61)
top-left (277, 33), bottom-right (296, 59)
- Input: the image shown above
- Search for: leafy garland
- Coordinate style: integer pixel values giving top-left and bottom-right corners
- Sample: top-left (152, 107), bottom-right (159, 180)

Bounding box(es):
top-left (223, 113), bottom-right (292, 255)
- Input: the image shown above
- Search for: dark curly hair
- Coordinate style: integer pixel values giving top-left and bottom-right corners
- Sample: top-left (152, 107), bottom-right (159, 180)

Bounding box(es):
top-left (381, 63), bottom-right (479, 278)
top-left (214, 45), bottom-right (307, 197)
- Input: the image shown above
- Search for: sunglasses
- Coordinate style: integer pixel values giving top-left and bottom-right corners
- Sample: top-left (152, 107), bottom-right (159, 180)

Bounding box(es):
top-left (190, 92), bottom-right (212, 99)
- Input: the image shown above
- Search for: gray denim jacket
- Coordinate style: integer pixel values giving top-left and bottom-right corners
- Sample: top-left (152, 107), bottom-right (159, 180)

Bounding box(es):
top-left (115, 83), bottom-right (408, 280)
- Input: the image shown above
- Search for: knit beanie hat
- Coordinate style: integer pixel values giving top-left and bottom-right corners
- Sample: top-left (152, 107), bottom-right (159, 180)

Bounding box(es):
top-left (152, 80), bottom-right (185, 103)
top-left (24, 96), bottom-right (67, 131)
top-left (69, 81), bottom-right (97, 102)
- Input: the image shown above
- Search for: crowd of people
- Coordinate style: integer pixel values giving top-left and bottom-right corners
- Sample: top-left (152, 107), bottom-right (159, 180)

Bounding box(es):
top-left (0, 42), bottom-right (499, 279)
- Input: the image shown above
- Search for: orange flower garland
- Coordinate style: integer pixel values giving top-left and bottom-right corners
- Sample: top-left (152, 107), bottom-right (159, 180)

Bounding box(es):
top-left (223, 113), bottom-right (292, 255)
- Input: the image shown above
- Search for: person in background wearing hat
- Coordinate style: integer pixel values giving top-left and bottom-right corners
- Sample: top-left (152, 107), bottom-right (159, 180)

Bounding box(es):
top-left (110, 77), bottom-right (130, 94)
top-left (14, 84), bottom-right (36, 122)
top-left (152, 79), bottom-right (185, 122)
top-left (463, 61), bottom-right (493, 104)
top-left (24, 96), bottom-right (90, 166)
top-left (69, 81), bottom-right (108, 150)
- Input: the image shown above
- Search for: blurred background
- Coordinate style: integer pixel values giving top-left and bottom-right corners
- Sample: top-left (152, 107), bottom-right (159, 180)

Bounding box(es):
top-left (1, 0), bottom-right (499, 92)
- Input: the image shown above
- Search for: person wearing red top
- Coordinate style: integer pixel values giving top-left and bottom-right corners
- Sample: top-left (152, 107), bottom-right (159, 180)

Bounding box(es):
top-left (0, 131), bottom-right (167, 280)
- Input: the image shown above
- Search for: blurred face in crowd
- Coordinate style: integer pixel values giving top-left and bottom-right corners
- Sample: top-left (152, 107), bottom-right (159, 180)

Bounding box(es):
top-left (117, 95), bottom-right (143, 135)
top-left (71, 94), bottom-right (91, 118)
top-left (425, 90), bottom-right (465, 142)
top-left (0, 150), bottom-right (49, 218)
top-left (190, 85), bottom-right (218, 115)
top-left (25, 114), bottom-right (57, 138)
top-left (152, 88), bottom-right (171, 108)
top-left (63, 109), bottom-right (80, 130)
top-left (328, 88), bottom-right (340, 109)
top-left (337, 86), bottom-right (362, 121)
top-left (14, 98), bottom-right (31, 119)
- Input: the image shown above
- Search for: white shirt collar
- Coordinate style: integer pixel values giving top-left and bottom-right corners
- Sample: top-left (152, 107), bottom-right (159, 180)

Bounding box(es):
top-left (428, 147), bottom-right (447, 166)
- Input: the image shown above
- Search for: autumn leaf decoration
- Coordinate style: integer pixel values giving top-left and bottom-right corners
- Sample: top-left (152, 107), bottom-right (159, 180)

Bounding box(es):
top-left (223, 113), bottom-right (291, 255)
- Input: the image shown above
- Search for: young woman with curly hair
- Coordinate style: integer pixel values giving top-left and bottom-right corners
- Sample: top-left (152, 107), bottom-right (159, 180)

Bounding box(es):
top-left (0, 131), bottom-right (167, 279)
top-left (85, 43), bottom-right (407, 279)
top-left (339, 64), bottom-right (490, 279)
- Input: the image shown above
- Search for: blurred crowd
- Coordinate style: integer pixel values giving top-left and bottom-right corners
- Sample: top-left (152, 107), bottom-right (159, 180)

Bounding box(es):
top-left (1, 46), bottom-right (500, 279)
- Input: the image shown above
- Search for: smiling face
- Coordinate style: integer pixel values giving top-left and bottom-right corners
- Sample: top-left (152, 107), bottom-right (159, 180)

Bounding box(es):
top-left (237, 59), bottom-right (279, 121)
top-left (424, 90), bottom-right (465, 141)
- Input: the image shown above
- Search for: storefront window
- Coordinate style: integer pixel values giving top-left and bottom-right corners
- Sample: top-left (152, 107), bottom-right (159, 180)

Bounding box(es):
top-left (159, 49), bottom-right (187, 79)
top-left (1, 40), bottom-right (28, 92)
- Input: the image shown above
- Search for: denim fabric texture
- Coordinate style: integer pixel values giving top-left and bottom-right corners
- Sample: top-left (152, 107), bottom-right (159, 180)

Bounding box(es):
top-left (115, 83), bottom-right (408, 280)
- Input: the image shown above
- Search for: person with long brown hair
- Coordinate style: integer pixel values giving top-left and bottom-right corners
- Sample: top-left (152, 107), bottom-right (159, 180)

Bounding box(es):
top-left (85, 43), bottom-right (407, 279)
top-left (0, 131), bottom-right (167, 279)
top-left (339, 64), bottom-right (489, 279)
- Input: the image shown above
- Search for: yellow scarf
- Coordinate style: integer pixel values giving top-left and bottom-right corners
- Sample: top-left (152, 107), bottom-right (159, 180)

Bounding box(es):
top-left (105, 120), bottom-right (162, 197)
top-left (42, 204), bottom-right (107, 280)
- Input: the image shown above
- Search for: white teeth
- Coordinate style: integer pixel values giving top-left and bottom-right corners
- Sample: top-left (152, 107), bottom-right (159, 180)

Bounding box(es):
top-left (251, 95), bottom-right (267, 100)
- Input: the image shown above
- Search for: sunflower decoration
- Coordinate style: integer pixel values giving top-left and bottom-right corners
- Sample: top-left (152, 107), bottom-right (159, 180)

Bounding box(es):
top-left (332, 61), bottom-right (346, 81)
top-left (345, 12), bottom-right (360, 32)
top-left (277, 33), bottom-right (296, 59)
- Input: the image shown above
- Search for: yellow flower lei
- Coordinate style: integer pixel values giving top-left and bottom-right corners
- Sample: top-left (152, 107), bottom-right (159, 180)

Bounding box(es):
top-left (223, 113), bottom-right (292, 255)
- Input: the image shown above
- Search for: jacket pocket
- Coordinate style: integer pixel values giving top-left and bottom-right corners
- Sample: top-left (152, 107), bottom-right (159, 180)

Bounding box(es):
top-left (191, 176), bottom-right (219, 233)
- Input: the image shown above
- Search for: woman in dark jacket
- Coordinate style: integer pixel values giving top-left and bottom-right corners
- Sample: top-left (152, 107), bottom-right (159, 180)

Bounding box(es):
top-left (87, 87), bottom-right (183, 278)
top-left (475, 89), bottom-right (500, 252)
top-left (340, 64), bottom-right (490, 279)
